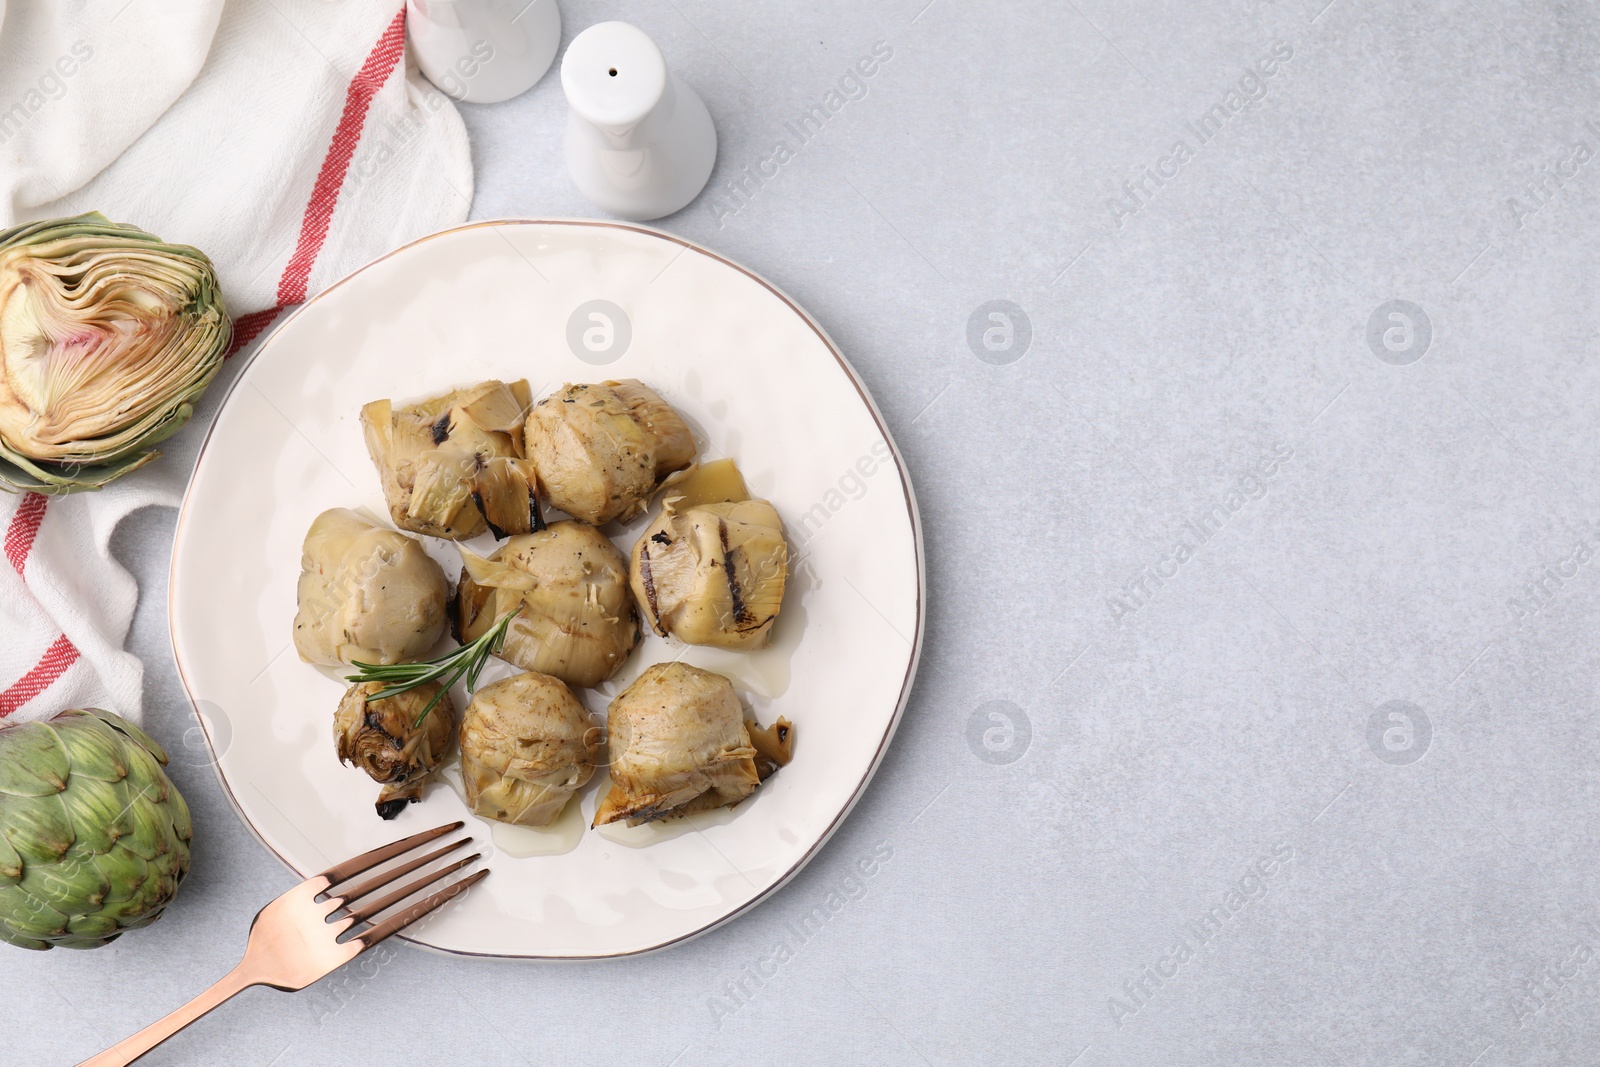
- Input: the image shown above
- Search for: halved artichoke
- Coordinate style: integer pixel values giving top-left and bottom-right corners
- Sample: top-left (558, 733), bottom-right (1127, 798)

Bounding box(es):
top-left (593, 662), bottom-right (792, 827)
top-left (460, 672), bottom-right (598, 826)
top-left (333, 681), bottom-right (456, 819)
top-left (630, 460), bottom-right (789, 650)
top-left (456, 521), bottom-right (640, 688)
top-left (0, 213), bottom-right (230, 492)
top-left (523, 380), bottom-right (696, 525)
top-left (361, 380), bottom-right (538, 540)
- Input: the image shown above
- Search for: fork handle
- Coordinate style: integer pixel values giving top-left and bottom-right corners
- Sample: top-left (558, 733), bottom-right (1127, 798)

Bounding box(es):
top-left (75, 965), bottom-right (257, 1067)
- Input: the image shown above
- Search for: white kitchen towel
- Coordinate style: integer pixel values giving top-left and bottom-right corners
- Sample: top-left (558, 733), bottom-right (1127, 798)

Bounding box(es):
top-left (0, 0), bottom-right (474, 724)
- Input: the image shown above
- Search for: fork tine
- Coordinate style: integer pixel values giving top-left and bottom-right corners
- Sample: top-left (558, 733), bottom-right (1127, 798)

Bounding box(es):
top-left (357, 868), bottom-right (489, 949)
top-left (318, 821), bottom-right (463, 886)
top-left (345, 853), bottom-right (480, 924)
top-left (335, 838), bottom-right (471, 906)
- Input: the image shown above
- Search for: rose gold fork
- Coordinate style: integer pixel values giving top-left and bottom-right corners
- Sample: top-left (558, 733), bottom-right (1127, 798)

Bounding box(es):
top-left (76, 821), bottom-right (486, 1067)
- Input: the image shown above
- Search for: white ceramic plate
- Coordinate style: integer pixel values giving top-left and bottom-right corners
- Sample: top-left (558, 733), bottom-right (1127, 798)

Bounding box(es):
top-left (169, 220), bottom-right (923, 958)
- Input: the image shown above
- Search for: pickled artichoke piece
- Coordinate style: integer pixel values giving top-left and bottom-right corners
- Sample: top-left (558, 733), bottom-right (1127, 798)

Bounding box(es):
top-left (334, 681), bottom-right (456, 819)
top-left (594, 663), bottom-right (790, 827)
top-left (524, 380), bottom-right (696, 525)
top-left (655, 458), bottom-right (749, 508)
top-left (456, 521), bottom-right (640, 688)
top-left (293, 508), bottom-right (448, 666)
top-left (460, 672), bottom-right (598, 826)
top-left (631, 482), bottom-right (789, 650)
top-left (361, 379), bottom-right (538, 540)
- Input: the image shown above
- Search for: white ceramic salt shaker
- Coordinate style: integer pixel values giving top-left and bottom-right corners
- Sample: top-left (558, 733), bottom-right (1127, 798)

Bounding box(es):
top-left (406, 0), bottom-right (561, 104)
top-left (560, 21), bottom-right (717, 221)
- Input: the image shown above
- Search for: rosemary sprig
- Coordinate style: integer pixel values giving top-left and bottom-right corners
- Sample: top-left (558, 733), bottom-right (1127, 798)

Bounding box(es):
top-left (346, 607), bottom-right (521, 728)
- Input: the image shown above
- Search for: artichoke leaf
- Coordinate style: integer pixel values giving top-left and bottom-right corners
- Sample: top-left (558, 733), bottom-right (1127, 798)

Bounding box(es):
top-left (454, 380), bottom-right (529, 435)
top-left (87, 709), bottom-right (169, 765)
top-left (18, 849), bottom-right (110, 911)
top-left (0, 883), bottom-right (70, 940)
top-left (0, 832), bottom-right (20, 885)
top-left (54, 713), bottom-right (132, 783)
top-left (471, 456), bottom-right (537, 538)
top-left (65, 910), bottom-right (120, 939)
top-left (360, 399), bottom-right (394, 460)
top-left (0, 920), bottom-right (50, 950)
top-left (656, 458), bottom-right (749, 508)
top-left (93, 847), bottom-right (149, 903)
top-left (0, 436), bottom-right (162, 495)
top-left (458, 547), bottom-right (538, 591)
top-left (0, 793), bottom-right (74, 864)
top-left (57, 774), bottom-right (132, 854)
top-left (0, 721), bottom-right (70, 795)
top-left (406, 450), bottom-right (478, 530)
top-left (122, 792), bottom-right (175, 862)
top-left (118, 741), bottom-right (169, 805)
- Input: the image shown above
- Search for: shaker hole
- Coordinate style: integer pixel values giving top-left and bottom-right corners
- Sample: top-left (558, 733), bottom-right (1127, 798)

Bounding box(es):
top-left (608, 68), bottom-right (618, 76)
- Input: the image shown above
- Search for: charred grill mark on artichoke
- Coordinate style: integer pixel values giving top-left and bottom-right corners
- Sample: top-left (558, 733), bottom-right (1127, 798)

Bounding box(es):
top-left (717, 519), bottom-right (754, 627)
top-left (637, 542), bottom-right (662, 631)
top-left (472, 490), bottom-right (507, 541)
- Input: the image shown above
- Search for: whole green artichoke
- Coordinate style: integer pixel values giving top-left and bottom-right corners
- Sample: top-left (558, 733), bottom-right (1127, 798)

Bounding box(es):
top-left (0, 709), bottom-right (192, 950)
top-left (0, 212), bottom-right (231, 493)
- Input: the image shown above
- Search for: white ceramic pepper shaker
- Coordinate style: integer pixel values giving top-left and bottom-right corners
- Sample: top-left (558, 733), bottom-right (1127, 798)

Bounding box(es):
top-left (560, 21), bottom-right (717, 221)
top-left (407, 0), bottom-right (561, 104)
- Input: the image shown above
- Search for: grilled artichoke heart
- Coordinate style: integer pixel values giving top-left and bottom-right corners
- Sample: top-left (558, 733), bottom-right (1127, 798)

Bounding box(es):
top-left (334, 681), bottom-right (456, 819)
top-left (362, 379), bottom-right (538, 540)
top-left (0, 709), bottom-right (192, 950)
top-left (293, 508), bottom-right (449, 667)
top-left (460, 672), bottom-right (598, 826)
top-left (0, 213), bottom-right (230, 493)
top-left (631, 461), bottom-right (789, 650)
top-left (456, 521), bottom-right (640, 688)
top-left (524, 379), bottom-right (695, 524)
top-left (593, 662), bottom-right (792, 827)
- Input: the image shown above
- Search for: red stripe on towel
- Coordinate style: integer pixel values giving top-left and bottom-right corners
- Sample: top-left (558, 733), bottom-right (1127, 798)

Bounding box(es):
top-left (0, 634), bottom-right (78, 718)
top-left (276, 7), bottom-right (407, 307)
top-left (5, 493), bottom-right (48, 575)
top-left (228, 7), bottom-right (409, 357)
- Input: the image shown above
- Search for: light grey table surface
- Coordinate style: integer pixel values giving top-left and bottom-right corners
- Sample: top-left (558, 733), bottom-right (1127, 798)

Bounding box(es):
top-left (15, 0), bottom-right (1600, 1064)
